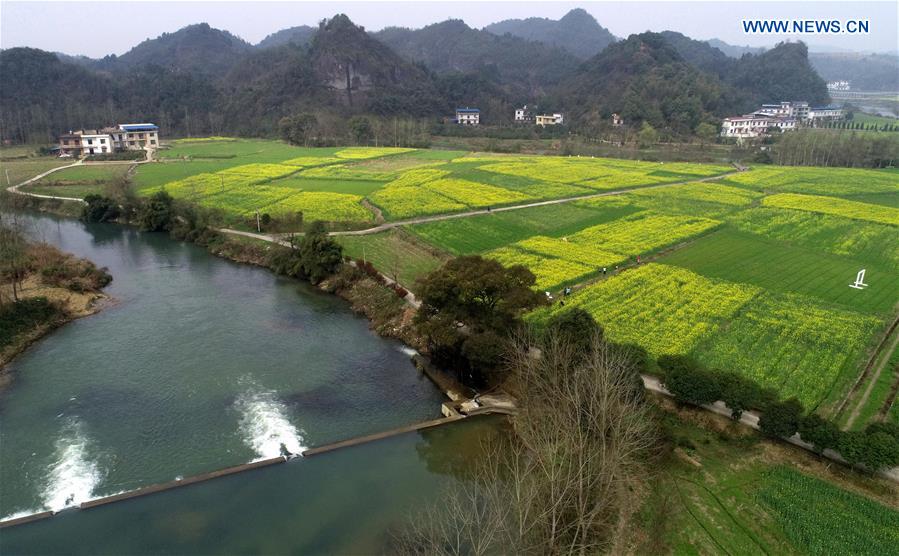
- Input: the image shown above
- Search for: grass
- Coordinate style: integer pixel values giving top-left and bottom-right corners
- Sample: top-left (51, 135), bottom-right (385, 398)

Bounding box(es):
top-left (0, 157), bottom-right (72, 188)
top-left (851, 112), bottom-right (899, 128)
top-left (660, 229), bottom-right (899, 316)
top-left (842, 338), bottom-right (899, 430)
top-left (337, 230), bottom-right (448, 290)
top-left (693, 292), bottom-right (882, 411)
top-left (35, 164), bottom-right (131, 183)
top-left (755, 466), bottom-right (899, 554)
top-left (720, 165), bottom-right (899, 196)
top-left (727, 206), bottom-right (899, 269)
top-left (636, 408), bottom-right (898, 555)
top-left (407, 199), bottom-right (640, 255)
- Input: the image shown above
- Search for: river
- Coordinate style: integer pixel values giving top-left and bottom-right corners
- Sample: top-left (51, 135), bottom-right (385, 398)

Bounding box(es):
top-left (0, 212), bottom-right (495, 553)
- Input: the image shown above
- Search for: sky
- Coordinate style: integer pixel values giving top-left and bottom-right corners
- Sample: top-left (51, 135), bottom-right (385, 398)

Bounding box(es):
top-left (1, 1), bottom-right (896, 58)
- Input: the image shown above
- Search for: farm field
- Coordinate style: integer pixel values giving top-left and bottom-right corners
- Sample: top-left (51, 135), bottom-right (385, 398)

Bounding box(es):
top-left (0, 156), bottom-right (72, 189)
top-left (402, 163), bottom-right (897, 416)
top-left (7, 138), bottom-right (736, 228)
top-left (639, 411), bottom-right (899, 555)
top-left (337, 231), bottom-right (449, 290)
top-left (661, 230), bottom-right (899, 315)
top-left (22, 164), bottom-right (133, 198)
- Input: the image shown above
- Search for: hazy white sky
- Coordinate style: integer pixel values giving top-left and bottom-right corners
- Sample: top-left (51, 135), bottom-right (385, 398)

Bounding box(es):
top-left (1, 1), bottom-right (896, 58)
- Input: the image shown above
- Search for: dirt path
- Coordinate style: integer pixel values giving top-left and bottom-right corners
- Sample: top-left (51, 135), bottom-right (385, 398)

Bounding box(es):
top-left (330, 170), bottom-right (740, 237)
top-left (845, 324), bottom-right (899, 429)
top-left (834, 313), bottom-right (899, 424)
top-left (6, 152), bottom-right (153, 203)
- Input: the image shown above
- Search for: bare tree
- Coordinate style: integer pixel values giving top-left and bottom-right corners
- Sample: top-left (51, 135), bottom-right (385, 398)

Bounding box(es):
top-left (396, 330), bottom-right (657, 555)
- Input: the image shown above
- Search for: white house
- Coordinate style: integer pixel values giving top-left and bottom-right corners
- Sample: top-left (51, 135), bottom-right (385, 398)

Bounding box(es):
top-left (808, 105), bottom-right (844, 125)
top-left (827, 80), bottom-right (850, 91)
top-left (535, 113), bottom-right (564, 127)
top-left (455, 108), bottom-right (480, 126)
top-left (514, 105), bottom-right (534, 123)
top-left (720, 115), bottom-right (796, 140)
top-left (79, 133), bottom-right (113, 155)
top-left (611, 113), bottom-right (624, 127)
top-left (58, 122), bottom-right (160, 156)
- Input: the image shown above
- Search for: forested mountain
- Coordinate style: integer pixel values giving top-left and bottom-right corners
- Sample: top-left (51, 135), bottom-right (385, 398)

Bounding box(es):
top-left (660, 33), bottom-right (829, 107)
top-left (374, 19), bottom-right (580, 98)
top-left (559, 33), bottom-right (737, 134)
top-left (0, 12), bottom-right (837, 143)
top-left (484, 8), bottom-right (617, 59)
top-left (256, 25), bottom-right (317, 49)
top-left (97, 23), bottom-right (252, 75)
top-left (810, 53), bottom-right (899, 91)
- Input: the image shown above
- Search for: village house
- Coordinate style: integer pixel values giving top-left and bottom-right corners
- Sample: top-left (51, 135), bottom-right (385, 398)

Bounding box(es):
top-left (611, 113), bottom-right (624, 127)
top-left (535, 113), bottom-right (564, 127)
top-left (514, 105), bottom-right (535, 123)
top-left (454, 108), bottom-right (480, 126)
top-left (827, 80), bottom-right (850, 91)
top-left (721, 100), bottom-right (841, 140)
top-left (58, 123), bottom-right (160, 157)
top-left (720, 114), bottom-right (797, 140)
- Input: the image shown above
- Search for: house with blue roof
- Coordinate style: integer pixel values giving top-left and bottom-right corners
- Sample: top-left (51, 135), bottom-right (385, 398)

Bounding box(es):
top-left (454, 107), bottom-right (480, 126)
top-left (58, 122), bottom-right (160, 157)
top-left (109, 123), bottom-right (160, 151)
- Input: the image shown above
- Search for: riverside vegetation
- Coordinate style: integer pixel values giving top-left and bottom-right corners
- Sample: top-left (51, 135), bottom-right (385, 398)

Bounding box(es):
top-left (0, 220), bottom-right (111, 373)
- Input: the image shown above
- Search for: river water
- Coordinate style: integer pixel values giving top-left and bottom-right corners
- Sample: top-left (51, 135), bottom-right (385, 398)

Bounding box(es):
top-left (0, 213), bottom-right (493, 553)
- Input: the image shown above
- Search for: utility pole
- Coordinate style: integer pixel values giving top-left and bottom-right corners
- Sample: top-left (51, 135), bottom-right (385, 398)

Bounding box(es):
top-left (220, 174), bottom-right (224, 193)
top-left (255, 210), bottom-right (261, 233)
top-left (5, 168), bottom-right (10, 186)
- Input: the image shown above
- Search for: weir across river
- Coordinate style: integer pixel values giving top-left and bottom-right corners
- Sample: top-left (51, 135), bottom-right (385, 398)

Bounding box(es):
top-left (0, 410), bottom-right (493, 530)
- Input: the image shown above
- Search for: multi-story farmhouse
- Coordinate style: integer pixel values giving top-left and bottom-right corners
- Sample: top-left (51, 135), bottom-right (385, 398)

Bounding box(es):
top-left (721, 115), bottom-right (797, 139)
top-left (455, 108), bottom-right (480, 126)
top-left (58, 123), bottom-right (160, 156)
top-left (721, 100), bottom-right (841, 140)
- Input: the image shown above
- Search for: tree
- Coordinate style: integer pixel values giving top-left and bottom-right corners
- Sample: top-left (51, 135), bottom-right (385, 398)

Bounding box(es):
top-left (415, 256), bottom-right (544, 386)
top-left (696, 122), bottom-right (717, 146)
top-left (798, 413), bottom-right (840, 453)
top-left (659, 355), bottom-right (722, 406)
top-left (545, 308), bottom-right (602, 356)
top-left (637, 121), bottom-right (659, 148)
top-left (397, 331), bottom-right (657, 554)
top-left (349, 116), bottom-right (373, 145)
top-left (138, 190), bottom-right (175, 232)
top-left (296, 220), bottom-right (343, 284)
top-left (81, 195), bottom-right (120, 223)
top-left (856, 432), bottom-right (899, 471)
top-left (279, 113), bottom-right (319, 147)
top-left (0, 223), bottom-right (28, 304)
top-left (758, 398), bottom-right (803, 439)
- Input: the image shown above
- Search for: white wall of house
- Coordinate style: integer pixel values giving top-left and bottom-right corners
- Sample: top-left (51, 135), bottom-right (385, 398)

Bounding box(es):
top-left (79, 134), bottom-right (113, 155)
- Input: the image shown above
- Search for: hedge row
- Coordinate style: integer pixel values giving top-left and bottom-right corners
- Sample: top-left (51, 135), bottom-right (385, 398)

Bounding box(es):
top-left (658, 355), bottom-right (899, 472)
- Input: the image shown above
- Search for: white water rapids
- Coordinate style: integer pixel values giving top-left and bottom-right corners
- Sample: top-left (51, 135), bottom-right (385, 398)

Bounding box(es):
top-left (40, 419), bottom-right (103, 511)
top-left (235, 380), bottom-right (305, 461)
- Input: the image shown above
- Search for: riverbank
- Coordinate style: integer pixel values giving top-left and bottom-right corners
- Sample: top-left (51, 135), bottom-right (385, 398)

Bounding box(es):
top-left (1, 254), bottom-right (111, 385)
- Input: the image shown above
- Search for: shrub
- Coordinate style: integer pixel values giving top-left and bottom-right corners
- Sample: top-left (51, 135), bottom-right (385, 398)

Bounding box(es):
top-left (138, 191), bottom-right (175, 232)
top-left (759, 398), bottom-right (804, 439)
top-left (659, 355), bottom-right (722, 406)
top-left (81, 195), bottom-right (120, 223)
top-left (798, 414), bottom-right (841, 453)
